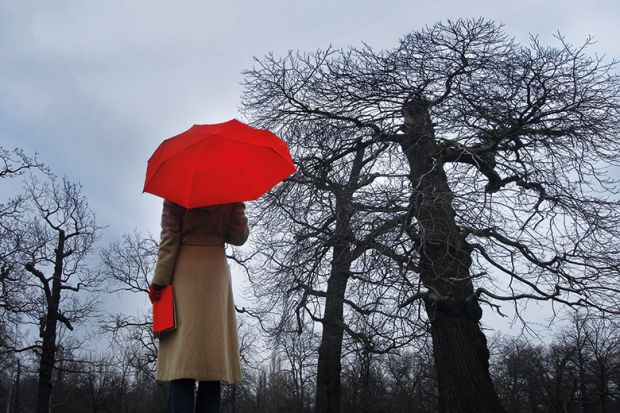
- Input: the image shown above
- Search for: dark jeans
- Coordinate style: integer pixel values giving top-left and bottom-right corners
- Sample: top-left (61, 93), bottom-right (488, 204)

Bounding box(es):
top-left (170, 379), bottom-right (221, 413)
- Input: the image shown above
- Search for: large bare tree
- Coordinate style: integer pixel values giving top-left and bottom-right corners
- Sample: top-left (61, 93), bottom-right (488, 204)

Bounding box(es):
top-left (239, 120), bottom-right (425, 412)
top-left (241, 19), bottom-right (620, 412)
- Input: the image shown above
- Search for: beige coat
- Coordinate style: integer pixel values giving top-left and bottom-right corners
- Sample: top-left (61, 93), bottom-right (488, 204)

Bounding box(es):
top-left (152, 200), bottom-right (249, 383)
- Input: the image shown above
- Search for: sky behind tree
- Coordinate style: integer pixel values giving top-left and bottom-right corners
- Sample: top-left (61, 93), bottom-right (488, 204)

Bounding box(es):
top-left (1, 0), bottom-right (619, 341)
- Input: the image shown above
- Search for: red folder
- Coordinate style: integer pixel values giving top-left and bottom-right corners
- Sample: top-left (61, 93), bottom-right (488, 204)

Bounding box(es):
top-left (153, 284), bottom-right (176, 336)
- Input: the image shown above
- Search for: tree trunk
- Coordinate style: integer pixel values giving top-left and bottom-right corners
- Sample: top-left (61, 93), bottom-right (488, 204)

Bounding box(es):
top-left (6, 386), bottom-right (11, 413)
top-left (315, 252), bottom-right (350, 413)
top-left (596, 367), bottom-right (608, 413)
top-left (399, 97), bottom-right (505, 413)
top-left (315, 148), bottom-right (364, 413)
top-left (360, 351), bottom-right (371, 413)
top-left (9, 359), bottom-right (20, 413)
top-left (577, 347), bottom-right (589, 413)
top-left (292, 357), bottom-right (304, 413)
top-left (36, 232), bottom-right (65, 413)
top-left (37, 307), bottom-right (58, 413)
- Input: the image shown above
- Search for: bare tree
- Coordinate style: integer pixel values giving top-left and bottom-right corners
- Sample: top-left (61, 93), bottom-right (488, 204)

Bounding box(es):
top-left (0, 322), bottom-right (21, 413)
top-left (278, 328), bottom-right (318, 413)
top-left (99, 231), bottom-right (161, 377)
top-left (542, 341), bottom-right (579, 413)
top-left (241, 18), bottom-right (620, 412)
top-left (341, 346), bottom-right (388, 413)
top-left (559, 313), bottom-right (620, 413)
top-left (489, 315), bottom-right (620, 413)
top-left (384, 343), bottom-right (438, 413)
top-left (13, 175), bottom-right (102, 413)
top-left (491, 337), bottom-right (548, 412)
top-left (239, 123), bottom-right (423, 413)
top-left (1, 147), bottom-right (47, 321)
top-left (68, 353), bottom-right (119, 413)
top-left (581, 316), bottom-right (620, 413)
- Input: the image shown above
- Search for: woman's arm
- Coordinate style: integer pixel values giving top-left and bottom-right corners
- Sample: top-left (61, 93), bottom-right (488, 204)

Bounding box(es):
top-left (152, 200), bottom-right (185, 286)
top-left (225, 202), bottom-right (250, 246)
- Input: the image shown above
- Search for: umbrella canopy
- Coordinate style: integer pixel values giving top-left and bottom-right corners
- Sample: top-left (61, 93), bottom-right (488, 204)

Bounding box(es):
top-left (143, 119), bottom-right (295, 208)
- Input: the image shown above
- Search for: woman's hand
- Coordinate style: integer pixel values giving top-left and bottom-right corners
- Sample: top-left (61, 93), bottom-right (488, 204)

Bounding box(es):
top-left (149, 282), bottom-right (165, 303)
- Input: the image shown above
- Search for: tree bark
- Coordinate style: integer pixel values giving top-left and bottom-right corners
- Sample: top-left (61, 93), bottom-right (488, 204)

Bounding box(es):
top-left (360, 351), bottom-right (371, 413)
top-left (36, 231), bottom-right (65, 413)
top-left (37, 305), bottom-right (58, 413)
top-left (10, 359), bottom-right (20, 413)
top-left (399, 97), bottom-right (505, 413)
top-left (315, 148), bottom-right (365, 413)
top-left (315, 247), bottom-right (351, 413)
top-left (576, 344), bottom-right (589, 413)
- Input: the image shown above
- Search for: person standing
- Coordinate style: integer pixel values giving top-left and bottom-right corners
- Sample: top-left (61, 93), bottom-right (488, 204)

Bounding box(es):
top-left (149, 200), bottom-right (249, 413)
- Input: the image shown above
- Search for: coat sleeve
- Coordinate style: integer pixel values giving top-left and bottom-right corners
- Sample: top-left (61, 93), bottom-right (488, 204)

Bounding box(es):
top-left (152, 200), bottom-right (185, 286)
top-left (225, 202), bottom-right (250, 246)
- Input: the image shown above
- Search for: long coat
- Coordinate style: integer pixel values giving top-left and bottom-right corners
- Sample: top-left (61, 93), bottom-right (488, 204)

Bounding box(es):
top-left (152, 199), bottom-right (249, 383)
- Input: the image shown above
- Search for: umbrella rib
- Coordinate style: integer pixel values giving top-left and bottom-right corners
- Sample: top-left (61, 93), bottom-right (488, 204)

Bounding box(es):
top-left (187, 140), bottom-right (210, 207)
top-left (145, 138), bottom-right (213, 194)
top-left (238, 163), bottom-right (259, 200)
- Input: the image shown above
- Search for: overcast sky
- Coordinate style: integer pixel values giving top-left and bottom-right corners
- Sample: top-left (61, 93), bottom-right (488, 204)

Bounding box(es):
top-left (2, 0), bottom-right (619, 342)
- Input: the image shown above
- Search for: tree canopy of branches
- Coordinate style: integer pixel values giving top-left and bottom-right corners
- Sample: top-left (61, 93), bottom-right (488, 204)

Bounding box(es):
top-left (491, 313), bottom-right (620, 413)
top-left (238, 120), bottom-right (426, 412)
top-left (1, 173), bottom-right (101, 413)
top-left (241, 18), bottom-right (620, 413)
top-left (0, 147), bottom-right (45, 180)
top-left (1, 147), bottom-right (46, 319)
top-left (100, 231), bottom-right (161, 377)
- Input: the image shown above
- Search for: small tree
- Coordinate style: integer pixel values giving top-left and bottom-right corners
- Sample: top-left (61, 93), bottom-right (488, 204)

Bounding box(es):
top-left (16, 175), bottom-right (102, 413)
top-left (558, 313), bottom-right (620, 413)
top-left (384, 344), bottom-right (438, 413)
top-left (99, 231), bottom-right (161, 377)
top-left (492, 337), bottom-right (548, 412)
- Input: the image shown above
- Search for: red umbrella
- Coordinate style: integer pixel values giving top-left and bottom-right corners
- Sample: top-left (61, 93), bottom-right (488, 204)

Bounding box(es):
top-left (143, 119), bottom-right (295, 208)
